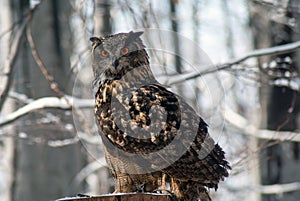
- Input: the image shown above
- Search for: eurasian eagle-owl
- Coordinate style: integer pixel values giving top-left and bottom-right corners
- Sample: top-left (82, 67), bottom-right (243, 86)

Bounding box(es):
top-left (90, 31), bottom-right (230, 201)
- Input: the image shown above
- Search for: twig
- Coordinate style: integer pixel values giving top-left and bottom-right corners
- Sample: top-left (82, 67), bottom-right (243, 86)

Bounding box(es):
top-left (26, 13), bottom-right (65, 98)
top-left (0, 20), bottom-right (27, 111)
top-left (0, 0), bottom-right (41, 39)
top-left (168, 40), bottom-right (300, 85)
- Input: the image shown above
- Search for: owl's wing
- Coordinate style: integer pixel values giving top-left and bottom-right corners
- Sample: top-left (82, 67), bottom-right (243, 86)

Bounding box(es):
top-left (102, 81), bottom-right (230, 183)
top-left (145, 87), bottom-right (230, 189)
top-left (127, 83), bottom-right (230, 188)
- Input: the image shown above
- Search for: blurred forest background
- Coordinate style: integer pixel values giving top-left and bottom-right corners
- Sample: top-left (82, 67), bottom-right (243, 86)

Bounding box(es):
top-left (0, 0), bottom-right (300, 201)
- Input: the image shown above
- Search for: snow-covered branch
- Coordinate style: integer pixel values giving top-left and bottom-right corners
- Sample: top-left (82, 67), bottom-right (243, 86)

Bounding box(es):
top-left (224, 105), bottom-right (300, 142)
top-left (2, 95), bottom-right (299, 143)
top-left (47, 137), bottom-right (80, 147)
top-left (73, 157), bottom-right (107, 187)
top-left (260, 182), bottom-right (300, 194)
top-left (168, 40), bottom-right (300, 85)
top-left (0, 96), bottom-right (93, 127)
top-left (226, 182), bottom-right (300, 194)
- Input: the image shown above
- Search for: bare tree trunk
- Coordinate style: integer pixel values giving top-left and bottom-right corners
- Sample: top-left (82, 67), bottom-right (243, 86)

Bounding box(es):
top-left (249, 1), bottom-right (300, 200)
top-left (221, 0), bottom-right (234, 59)
top-left (94, 0), bottom-right (112, 36)
top-left (0, 0), bottom-right (17, 200)
top-left (192, 0), bottom-right (200, 109)
top-left (169, 0), bottom-right (181, 75)
top-left (169, 0), bottom-right (183, 97)
top-left (11, 1), bottom-right (85, 201)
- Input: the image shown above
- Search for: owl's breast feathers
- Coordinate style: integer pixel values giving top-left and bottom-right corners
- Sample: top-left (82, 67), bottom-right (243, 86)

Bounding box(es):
top-left (95, 79), bottom-right (182, 154)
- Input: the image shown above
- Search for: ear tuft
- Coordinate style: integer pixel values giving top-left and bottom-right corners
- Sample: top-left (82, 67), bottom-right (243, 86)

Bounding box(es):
top-left (90, 36), bottom-right (104, 45)
top-left (128, 31), bottom-right (144, 39)
top-left (125, 31), bottom-right (144, 46)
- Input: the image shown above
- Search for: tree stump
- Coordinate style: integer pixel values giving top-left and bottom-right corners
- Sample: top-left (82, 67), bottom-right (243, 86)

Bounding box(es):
top-left (56, 193), bottom-right (173, 201)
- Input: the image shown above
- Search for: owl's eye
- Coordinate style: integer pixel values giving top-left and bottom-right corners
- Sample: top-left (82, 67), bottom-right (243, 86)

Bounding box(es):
top-left (120, 47), bottom-right (129, 55)
top-left (101, 49), bottom-right (109, 57)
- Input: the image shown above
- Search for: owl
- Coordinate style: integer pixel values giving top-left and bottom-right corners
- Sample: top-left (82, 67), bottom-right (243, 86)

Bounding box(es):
top-left (90, 31), bottom-right (231, 201)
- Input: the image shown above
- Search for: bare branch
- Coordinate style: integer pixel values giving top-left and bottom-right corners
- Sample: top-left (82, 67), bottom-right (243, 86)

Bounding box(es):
top-left (168, 40), bottom-right (300, 85)
top-left (0, 1), bottom-right (41, 39)
top-left (0, 96), bottom-right (93, 127)
top-left (224, 105), bottom-right (300, 142)
top-left (26, 13), bottom-right (65, 97)
top-left (0, 20), bottom-right (27, 111)
top-left (0, 3), bottom-right (41, 112)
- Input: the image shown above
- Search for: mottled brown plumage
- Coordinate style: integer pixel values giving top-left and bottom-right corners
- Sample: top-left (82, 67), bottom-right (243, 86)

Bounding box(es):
top-left (91, 31), bottom-right (230, 200)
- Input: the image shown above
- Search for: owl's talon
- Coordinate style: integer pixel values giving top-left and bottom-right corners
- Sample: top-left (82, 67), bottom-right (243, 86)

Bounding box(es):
top-left (76, 194), bottom-right (91, 198)
top-left (138, 183), bottom-right (146, 192)
top-left (152, 188), bottom-right (172, 195)
top-left (151, 190), bottom-right (177, 201)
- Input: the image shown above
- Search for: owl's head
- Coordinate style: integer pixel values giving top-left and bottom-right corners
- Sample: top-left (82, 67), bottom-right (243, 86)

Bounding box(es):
top-left (90, 31), bottom-right (149, 84)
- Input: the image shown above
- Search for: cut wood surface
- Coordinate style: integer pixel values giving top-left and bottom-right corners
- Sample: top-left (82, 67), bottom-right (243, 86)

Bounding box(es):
top-left (56, 193), bottom-right (174, 201)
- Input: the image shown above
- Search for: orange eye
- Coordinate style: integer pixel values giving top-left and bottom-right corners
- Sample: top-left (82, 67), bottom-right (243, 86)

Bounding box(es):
top-left (120, 47), bottom-right (129, 55)
top-left (101, 49), bottom-right (109, 57)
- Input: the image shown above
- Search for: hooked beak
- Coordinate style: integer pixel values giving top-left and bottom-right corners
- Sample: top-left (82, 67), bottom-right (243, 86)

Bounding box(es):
top-left (113, 57), bottom-right (119, 69)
